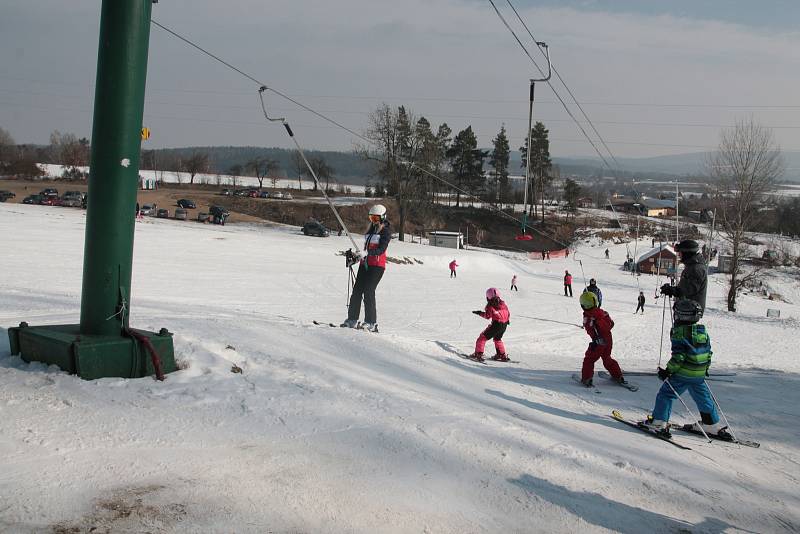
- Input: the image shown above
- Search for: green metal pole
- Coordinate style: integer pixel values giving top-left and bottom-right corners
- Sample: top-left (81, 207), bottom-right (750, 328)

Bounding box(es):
top-left (80, 0), bottom-right (153, 336)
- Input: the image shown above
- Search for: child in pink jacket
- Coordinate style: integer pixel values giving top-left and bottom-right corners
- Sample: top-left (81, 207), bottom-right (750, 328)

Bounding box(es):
top-left (470, 288), bottom-right (511, 362)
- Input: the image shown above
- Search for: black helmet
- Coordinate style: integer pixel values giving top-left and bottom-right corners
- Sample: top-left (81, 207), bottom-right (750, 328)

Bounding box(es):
top-left (675, 240), bottom-right (700, 253)
top-left (673, 299), bottom-right (703, 324)
top-left (589, 278), bottom-right (596, 285)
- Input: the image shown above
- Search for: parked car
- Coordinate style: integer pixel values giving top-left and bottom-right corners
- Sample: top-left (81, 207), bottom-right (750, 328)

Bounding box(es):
top-left (209, 205), bottom-right (230, 224)
top-left (282, 192), bottom-right (293, 200)
top-left (233, 189), bottom-right (249, 197)
top-left (302, 221), bottom-right (330, 237)
top-left (177, 199), bottom-right (196, 209)
top-left (246, 190), bottom-right (259, 198)
top-left (39, 188), bottom-right (58, 198)
top-left (139, 203), bottom-right (156, 216)
top-left (0, 190), bottom-right (16, 201)
top-left (258, 191), bottom-right (270, 199)
top-left (39, 196), bottom-right (58, 206)
top-left (157, 208), bottom-right (170, 218)
top-left (221, 188), bottom-right (233, 196)
top-left (197, 212), bottom-right (211, 222)
top-left (272, 191), bottom-right (284, 199)
top-left (60, 197), bottom-right (82, 207)
top-left (174, 208), bottom-right (188, 220)
top-left (23, 194), bottom-right (43, 204)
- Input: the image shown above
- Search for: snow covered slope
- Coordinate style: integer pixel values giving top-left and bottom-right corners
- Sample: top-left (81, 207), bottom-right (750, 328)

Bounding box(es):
top-left (1, 203), bottom-right (798, 533)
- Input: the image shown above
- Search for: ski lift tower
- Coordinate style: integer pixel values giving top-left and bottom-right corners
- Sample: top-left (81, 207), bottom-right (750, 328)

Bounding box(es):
top-left (8, 1), bottom-right (176, 380)
top-left (518, 42), bottom-right (552, 241)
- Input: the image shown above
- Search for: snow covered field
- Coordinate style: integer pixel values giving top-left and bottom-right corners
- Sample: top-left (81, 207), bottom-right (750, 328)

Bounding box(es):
top-left (1, 203), bottom-right (799, 533)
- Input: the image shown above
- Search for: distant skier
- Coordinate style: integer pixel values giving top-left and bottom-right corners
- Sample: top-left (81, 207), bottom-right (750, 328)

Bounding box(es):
top-left (470, 288), bottom-right (511, 362)
top-left (579, 291), bottom-right (627, 387)
top-left (564, 270), bottom-right (573, 297)
top-left (510, 274), bottom-right (518, 291)
top-left (659, 239), bottom-right (707, 314)
top-left (449, 259), bottom-right (458, 278)
top-left (642, 299), bottom-right (728, 438)
top-left (635, 291), bottom-right (645, 314)
top-left (341, 204), bottom-right (391, 332)
top-left (605, 248), bottom-right (610, 259)
top-left (586, 278), bottom-right (602, 307)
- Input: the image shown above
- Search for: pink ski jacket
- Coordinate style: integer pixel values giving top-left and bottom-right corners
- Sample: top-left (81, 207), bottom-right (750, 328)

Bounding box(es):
top-left (478, 299), bottom-right (510, 324)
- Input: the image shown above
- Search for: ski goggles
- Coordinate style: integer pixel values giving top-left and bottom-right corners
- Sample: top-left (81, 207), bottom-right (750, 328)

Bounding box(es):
top-left (369, 214), bottom-right (382, 223)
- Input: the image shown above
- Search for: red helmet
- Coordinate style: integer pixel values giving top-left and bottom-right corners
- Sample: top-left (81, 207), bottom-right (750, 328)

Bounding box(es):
top-left (486, 287), bottom-right (501, 300)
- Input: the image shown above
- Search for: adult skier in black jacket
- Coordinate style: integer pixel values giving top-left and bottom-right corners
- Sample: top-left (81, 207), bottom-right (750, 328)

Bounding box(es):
top-left (660, 240), bottom-right (707, 314)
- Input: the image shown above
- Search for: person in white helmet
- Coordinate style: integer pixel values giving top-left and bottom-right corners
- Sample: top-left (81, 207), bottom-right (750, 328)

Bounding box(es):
top-left (340, 204), bottom-right (392, 332)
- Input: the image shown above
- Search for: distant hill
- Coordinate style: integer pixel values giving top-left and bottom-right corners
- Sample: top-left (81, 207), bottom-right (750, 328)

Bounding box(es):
top-left (146, 146), bottom-right (800, 185)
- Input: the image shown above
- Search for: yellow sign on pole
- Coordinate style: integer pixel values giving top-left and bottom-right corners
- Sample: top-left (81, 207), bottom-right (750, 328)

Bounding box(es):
top-left (141, 127), bottom-right (150, 140)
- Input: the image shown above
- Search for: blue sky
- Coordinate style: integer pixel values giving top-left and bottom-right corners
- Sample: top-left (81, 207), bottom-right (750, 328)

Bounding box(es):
top-left (2, 1), bottom-right (799, 162)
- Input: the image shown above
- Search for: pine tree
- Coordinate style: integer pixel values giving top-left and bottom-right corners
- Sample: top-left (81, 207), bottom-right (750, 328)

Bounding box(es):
top-left (490, 124), bottom-right (510, 207)
top-left (519, 121), bottom-right (552, 218)
top-left (447, 126), bottom-right (486, 207)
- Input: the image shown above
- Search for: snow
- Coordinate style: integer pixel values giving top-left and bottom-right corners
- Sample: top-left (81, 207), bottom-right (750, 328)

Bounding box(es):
top-left (1, 203), bottom-right (799, 533)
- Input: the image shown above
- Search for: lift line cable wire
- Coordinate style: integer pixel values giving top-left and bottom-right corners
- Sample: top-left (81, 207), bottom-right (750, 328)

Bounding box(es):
top-left (503, 0), bottom-right (621, 170)
top-left (486, 0), bottom-right (614, 172)
top-left (151, 19), bottom-right (599, 256)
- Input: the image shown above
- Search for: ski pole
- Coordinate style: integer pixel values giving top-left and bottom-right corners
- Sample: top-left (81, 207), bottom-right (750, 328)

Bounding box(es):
top-left (658, 293), bottom-right (668, 368)
top-left (665, 378), bottom-right (712, 443)
top-left (578, 259), bottom-right (587, 288)
top-left (705, 381), bottom-right (739, 443)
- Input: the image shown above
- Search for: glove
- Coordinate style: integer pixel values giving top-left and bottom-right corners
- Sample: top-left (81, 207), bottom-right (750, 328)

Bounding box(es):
top-left (657, 367), bottom-right (671, 381)
top-left (660, 284), bottom-right (674, 297)
top-left (472, 310), bottom-right (483, 316)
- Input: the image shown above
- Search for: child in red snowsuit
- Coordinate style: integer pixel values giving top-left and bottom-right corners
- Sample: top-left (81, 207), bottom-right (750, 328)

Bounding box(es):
top-left (579, 290), bottom-right (625, 386)
top-left (471, 288), bottom-right (511, 362)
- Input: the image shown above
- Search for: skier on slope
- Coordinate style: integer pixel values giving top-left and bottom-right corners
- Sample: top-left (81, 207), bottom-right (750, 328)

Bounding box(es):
top-left (642, 299), bottom-right (729, 438)
top-left (449, 259), bottom-right (458, 278)
top-left (579, 290), bottom-right (627, 387)
top-left (660, 239), bottom-right (707, 314)
top-left (510, 274), bottom-right (518, 291)
top-left (586, 278), bottom-right (602, 307)
top-left (341, 204), bottom-right (391, 332)
top-left (635, 291), bottom-right (646, 314)
top-left (563, 270), bottom-right (573, 297)
top-left (469, 288), bottom-right (511, 362)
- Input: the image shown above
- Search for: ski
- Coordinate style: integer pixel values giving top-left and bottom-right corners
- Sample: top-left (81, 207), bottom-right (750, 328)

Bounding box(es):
top-left (572, 373), bottom-right (601, 394)
top-left (673, 424), bottom-right (760, 448)
top-left (312, 320), bottom-right (338, 328)
top-left (610, 410), bottom-right (691, 450)
top-left (623, 371), bottom-right (737, 377)
top-left (597, 371), bottom-right (640, 392)
top-left (455, 353), bottom-right (488, 365)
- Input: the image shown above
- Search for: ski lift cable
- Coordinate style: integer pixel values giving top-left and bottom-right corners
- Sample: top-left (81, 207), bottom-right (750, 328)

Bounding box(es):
top-left (152, 19), bottom-right (599, 256)
top-left (486, 1), bottom-right (615, 173)
top-left (258, 87), bottom-right (362, 254)
top-left (503, 0), bottom-right (622, 170)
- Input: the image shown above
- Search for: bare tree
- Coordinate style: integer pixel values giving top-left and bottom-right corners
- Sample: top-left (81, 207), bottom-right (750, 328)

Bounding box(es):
top-left (0, 126), bottom-right (14, 164)
top-left (247, 157), bottom-right (278, 190)
top-left (291, 152), bottom-right (305, 190)
top-left (708, 118), bottom-right (784, 312)
top-left (182, 151), bottom-right (210, 185)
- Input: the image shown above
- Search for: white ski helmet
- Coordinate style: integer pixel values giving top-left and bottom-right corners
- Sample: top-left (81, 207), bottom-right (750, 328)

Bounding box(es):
top-left (368, 204), bottom-right (387, 221)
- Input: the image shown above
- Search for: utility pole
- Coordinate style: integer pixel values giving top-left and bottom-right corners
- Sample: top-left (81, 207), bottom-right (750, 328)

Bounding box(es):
top-left (9, 0), bottom-right (176, 379)
top-left (520, 42), bottom-right (551, 238)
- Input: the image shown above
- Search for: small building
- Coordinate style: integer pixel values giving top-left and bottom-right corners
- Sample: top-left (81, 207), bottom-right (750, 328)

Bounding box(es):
top-left (718, 254), bottom-right (734, 274)
top-left (639, 198), bottom-right (677, 217)
top-left (576, 197), bottom-right (594, 208)
top-left (428, 231), bottom-right (464, 249)
top-left (140, 175), bottom-right (157, 190)
top-left (636, 245), bottom-right (677, 275)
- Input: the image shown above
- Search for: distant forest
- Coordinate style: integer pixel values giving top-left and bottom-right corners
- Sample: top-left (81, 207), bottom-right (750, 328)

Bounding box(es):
top-left (147, 146), bottom-right (381, 185)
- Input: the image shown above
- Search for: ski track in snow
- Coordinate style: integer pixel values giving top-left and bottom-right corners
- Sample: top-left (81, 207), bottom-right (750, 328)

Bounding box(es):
top-left (1, 203), bottom-right (799, 533)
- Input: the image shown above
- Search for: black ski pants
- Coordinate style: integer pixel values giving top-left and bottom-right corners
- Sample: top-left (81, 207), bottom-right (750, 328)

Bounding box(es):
top-left (564, 284), bottom-right (573, 297)
top-left (348, 263), bottom-right (385, 324)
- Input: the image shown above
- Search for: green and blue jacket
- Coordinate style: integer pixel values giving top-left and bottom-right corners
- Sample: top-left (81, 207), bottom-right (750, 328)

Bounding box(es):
top-left (667, 324), bottom-right (712, 378)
